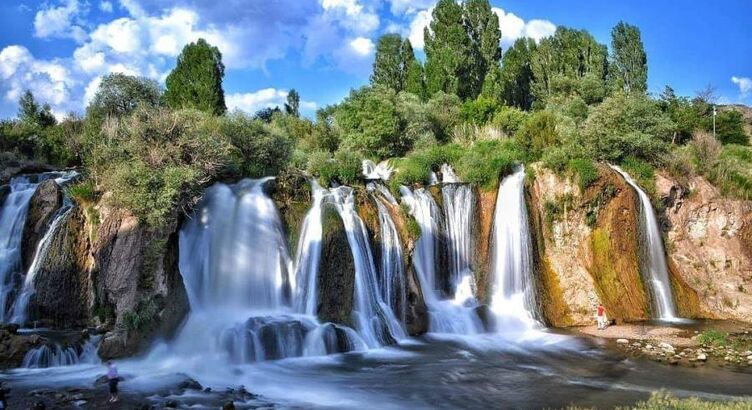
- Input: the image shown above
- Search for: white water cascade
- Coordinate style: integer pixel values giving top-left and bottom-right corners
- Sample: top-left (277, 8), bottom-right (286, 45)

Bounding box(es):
top-left (329, 186), bottom-right (405, 347)
top-left (171, 179), bottom-right (364, 364)
top-left (442, 182), bottom-right (477, 301)
top-left (489, 167), bottom-right (541, 331)
top-left (0, 172), bottom-right (75, 323)
top-left (292, 181), bottom-right (325, 315)
top-left (10, 197), bottom-right (75, 324)
top-left (610, 165), bottom-right (678, 321)
top-left (362, 160), bottom-right (394, 181)
top-left (400, 182), bottom-right (483, 334)
top-left (22, 335), bottom-right (101, 368)
top-left (368, 183), bottom-right (407, 326)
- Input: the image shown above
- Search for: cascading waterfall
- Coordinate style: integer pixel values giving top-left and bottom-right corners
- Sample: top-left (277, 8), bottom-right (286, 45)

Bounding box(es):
top-left (400, 173), bottom-right (483, 334)
top-left (172, 178), bottom-right (363, 364)
top-left (441, 183), bottom-right (476, 301)
top-left (362, 160), bottom-right (394, 181)
top-left (368, 183), bottom-right (407, 326)
top-left (0, 172), bottom-right (75, 323)
top-left (610, 165), bottom-right (678, 320)
top-left (329, 186), bottom-right (405, 347)
top-left (21, 336), bottom-right (101, 368)
top-left (11, 197), bottom-right (75, 324)
top-left (489, 167), bottom-right (541, 330)
top-left (293, 181), bottom-right (325, 315)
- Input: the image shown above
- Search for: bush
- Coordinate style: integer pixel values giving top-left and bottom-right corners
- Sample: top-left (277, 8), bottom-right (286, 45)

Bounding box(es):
top-left (689, 131), bottom-right (721, 173)
top-left (66, 180), bottom-right (97, 203)
top-left (710, 145), bottom-right (752, 200)
top-left (491, 106), bottom-right (528, 136)
top-left (460, 96), bottom-right (499, 125)
top-left (455, 140), bottom-right (526, 189)
top-left (567, 158), bottom-right (599, 191)
top-left (697, 329), bottom-right (728, 346)
top-left (716, 109), bottom-right (748, 145)
top-left (307, 149), bottom-right (361, 186)
top-left (621, 156), bottom-right (656, 195)
top-left (516, 110), bottom-right (559, 159)
top-left (221, 112), bottom-right (293, 177)
top-left (426, 92), bottom-right (462, 143)
top-left (390, 144), bottom-right (463, 190)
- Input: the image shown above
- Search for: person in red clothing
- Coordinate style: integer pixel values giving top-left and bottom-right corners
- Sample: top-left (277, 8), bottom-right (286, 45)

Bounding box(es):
top-left (596, 303), bottom-right (607, 330)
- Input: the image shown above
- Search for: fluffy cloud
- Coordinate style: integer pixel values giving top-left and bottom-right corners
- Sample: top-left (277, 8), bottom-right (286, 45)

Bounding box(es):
top-left (407, 6), bottom-right (556, 51)
top-left (731, 76), bottom-right (752, 98)
top-left (99, 1), bottom-right (114, 13)
top-left (0, 46), bottom-right (75, 109)
top-left (388, 0), bottom-right (435, 15)
top-left (33, 0), bottom-right (88, 43)
top-left (226, 88), bottom-right (317, 114)
top-left (492, 8), bottom-right (556, 48)
top-left (349, 37), bottom-right (375, 56)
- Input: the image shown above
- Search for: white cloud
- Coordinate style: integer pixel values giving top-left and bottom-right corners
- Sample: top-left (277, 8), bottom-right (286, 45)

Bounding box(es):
top-left (492, 8), bottom-right (556, 48)
top-left (33, 0), bottom-right (88, 43)
top-left (349, 37), bottom-right (375, 56)
top-left (388, 0), bottom-right (434, 15)
top-left (731, 76), bottom-right (752, 98)
top-left (0, 45), bottom-right (76, 108)
top-left (407, 7), bottom-right (433, 49)
top-left (99, 1), bottom-right (114, 13)
top-left (226, 88), bottom-right (316, 114)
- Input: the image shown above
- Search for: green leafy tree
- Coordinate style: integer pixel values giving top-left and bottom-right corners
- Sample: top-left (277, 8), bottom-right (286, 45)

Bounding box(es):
top-left (402, 39), bottom-right (426, 99)
top-left (480, 65), bottom-right (503, 102)
top-left (87, 73), bottom-right (162, 120)
top-left (424, 0), bottom-right (474, 99)
top-left (164, 38), bottom-right (227, 115)
top-left (499, 38), bottom-right (536, 109)
top-left (460, 96), bottom-right (499, 125)
top-left (285, 89), bottom-right (300, 117)
top-left (516, 110), bottom-right (559, 159)
top-left (716, 110), bottom-right (748, 145)
top-left (463, 0), bottom-right (501, 98)
top-left (18, 90), bottom-right (56, 127)
top-left (609, 21), bottom-right (648, 94)
top-left (371, 34), bottom-right (405, 91)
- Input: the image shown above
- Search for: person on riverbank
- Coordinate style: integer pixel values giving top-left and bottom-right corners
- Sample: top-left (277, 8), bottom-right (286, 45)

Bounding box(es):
top-left (596, 303), bottom-right (608, 330)
top-left (106, 361), bottom-right (120, 403)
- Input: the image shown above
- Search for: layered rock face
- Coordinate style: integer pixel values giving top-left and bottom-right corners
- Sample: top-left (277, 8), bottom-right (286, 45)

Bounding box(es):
top-left (21, 179), bottom-right (63, 272)
top-left (317, 203), bottom-right (356, 327)
top-left (527, 165), bottom-right (649, 325)
top-left (658, 174), bottom-right (752, 321)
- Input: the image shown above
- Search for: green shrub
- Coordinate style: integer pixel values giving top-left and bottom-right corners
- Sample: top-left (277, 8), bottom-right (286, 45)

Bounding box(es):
top-left (66, 180), bottom-right (97, 203)
top-left (460, 96), bottom-right (499, 125)
top-left (697, 329), bottom-right (728, 346)
top-left (710, 145), bottom-right (752, 200)
top-left (621, 156), bottom-right (656, 195)
top-left (491, 106), bottom-right (528, 136)
top-left (222, 112), bottom-right (293, 177)
top-left (567, 158), bottom-right (599, 191)
top-left (455, 140), bottom-right (525, 189)
top-left (516, 110), bottom-right (559, 159)
top-left (122, 298), bottom-right (160, 332)
top-left (306, 149), bottom-right (361, 186)
top-left (390, 144), bottom-right (463, 190)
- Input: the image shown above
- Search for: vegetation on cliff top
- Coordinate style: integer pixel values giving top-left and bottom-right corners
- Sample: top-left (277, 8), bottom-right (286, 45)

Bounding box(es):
top-left (0, 0), bottom-right (749, 227)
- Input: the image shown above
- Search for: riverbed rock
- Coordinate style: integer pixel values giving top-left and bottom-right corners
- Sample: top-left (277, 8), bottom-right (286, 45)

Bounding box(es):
top-left (0, 326), bottom-right (45, 369)
top-left (317, 203), bottom-right (355, 327)
top-left (657, 173), bottom-right (752, 321)
top-left (616, 338), bottom-right (629, 344)
top-left (21, 179), bottom-right (63, 272)
top-left (697, 353), bottom-right (707, 361)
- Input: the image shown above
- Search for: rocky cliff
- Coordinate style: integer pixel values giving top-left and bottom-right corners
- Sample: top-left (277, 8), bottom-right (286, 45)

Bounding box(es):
top-left (21, 179), bottom-right (63, 272)
top-left (658, 173), bottom-right (752, 321)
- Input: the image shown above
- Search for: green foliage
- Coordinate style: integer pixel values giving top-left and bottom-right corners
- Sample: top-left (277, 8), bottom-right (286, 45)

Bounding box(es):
top-left (464, 0), bottom-right (501, 98)
top-left (164, 38), bottom-right (226, 115)
top-left (460, 96), bottom-right (499, 125)
top-left (697, 329), bottom-right (729, 346)
top-left (87, 73), bottom-right (162, 120)
top-left (455, 140), bottom-right (525, 189)
top-left (581, 93), bottom-right (674, 164)
top-left (285, 89), bottom-right (300, 117)
top-left (658, 86), bottom-right (710, 144)
top-left (609, 21), bottom-right (648, 94)
top-left (424, 0), bottom-right (475, 99)
top-left (426, 92), bottom-right (462, 142)
top-left (390, 144), bottom-right (463, 189)
top-left (622, 156), bottom-right (656, 195)
top-left (516, 110), bottom-right (559, 159)
top-left (491, 106), bottom-right (528, 135)
top-left (18, 90), bottom-right (57, 128)
top-left (710, 145), bottom-right (752, 200)
top-left (221, 112), bottom-right (293, 177)
top-left (306, 149), bottom-right (361, 186)
top-left (371, 34), bottom-right (405, 91)
top-left (123, 298), bottom-right (160, 332)
top-left (567, 158), bottom-right (599, 191)
top-left (716, 109), bottom-right (748, 145)
top-left (66, 180), bottom-right (97, 203)
top-left (499, 38), bottom-right (536, 110)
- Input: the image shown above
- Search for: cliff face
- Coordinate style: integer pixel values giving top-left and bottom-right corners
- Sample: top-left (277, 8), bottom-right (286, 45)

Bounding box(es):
top-left (658, 173), bottom-right (752, 321)
top-left (473, 187), bottom-right (497, 304)
top-left (528, 165), bottom-right (649, 326)
top-left (21, 180), bottom-right (63, 272)
top-left (317, 203), bottom-right (355, 326)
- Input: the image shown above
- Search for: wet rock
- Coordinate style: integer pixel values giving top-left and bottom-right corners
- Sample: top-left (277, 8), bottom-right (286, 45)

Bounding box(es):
top-left (177, 377), bottom-right (203, 391)
top-left (165, 399), bottom-right (178, 408)
top-left (616, 338), bottom-right (629, 344)
top-left (317, 204), bottom-right (355, 326)
top-left (660, 342), bottom-right (675, 354)
top-left (21, 179), bottom-right (63, 271)
top-left (473, 305), bottom-right (496, 332)
top-left (697, 353), bottom-right (707, 361)
top-left (223, 401), bottom-right (236, 410)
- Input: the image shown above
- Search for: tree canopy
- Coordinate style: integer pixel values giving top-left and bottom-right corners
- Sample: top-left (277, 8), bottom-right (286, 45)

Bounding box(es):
top-left (163, 38), bottom-right (227, 116)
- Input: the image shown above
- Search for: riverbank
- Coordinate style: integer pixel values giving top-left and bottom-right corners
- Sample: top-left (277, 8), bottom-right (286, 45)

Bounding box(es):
top-left (574, 321), bottom-right (752, 368)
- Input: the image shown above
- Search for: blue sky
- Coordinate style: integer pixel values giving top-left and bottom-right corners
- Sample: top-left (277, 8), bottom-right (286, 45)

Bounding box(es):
top-left (0, 0), bottom-right (750, 120)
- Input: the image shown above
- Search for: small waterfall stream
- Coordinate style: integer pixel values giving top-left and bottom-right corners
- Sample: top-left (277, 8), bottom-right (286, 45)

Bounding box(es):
top-left (441, 183), bottom-right (477, 302)
top-left (292, 181), bottom-right (325, 316)
top-left (22, 335), bottom-right (101, 368)
top-left (489, 167), bottom-right (541, 330)
top-left (610, 165), bottom-right (678, 320)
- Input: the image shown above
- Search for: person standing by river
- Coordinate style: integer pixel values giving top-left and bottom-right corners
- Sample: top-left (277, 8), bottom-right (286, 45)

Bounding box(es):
top-left (106, 361), bottom-right (120, 403)
top-left (596, 303), bottom-right (608, 330)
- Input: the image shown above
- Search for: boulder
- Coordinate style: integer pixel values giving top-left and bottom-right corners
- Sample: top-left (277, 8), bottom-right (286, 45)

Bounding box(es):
top-left (21, 179), bottom-right (63, 271)
top-left (616, 338), bottom-right (629, 344)
top-left (316, 204), bottom-right (355, 326)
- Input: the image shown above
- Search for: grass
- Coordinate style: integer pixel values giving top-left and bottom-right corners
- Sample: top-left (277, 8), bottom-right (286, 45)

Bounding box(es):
top-left (567, 158), bottom-right (599, 191)
top-left (568, 390), bottom-right (752, 409)
top-left (710, 144), bottom-right (752, 200)
top-left (697, 329), bottom-right (729, 346)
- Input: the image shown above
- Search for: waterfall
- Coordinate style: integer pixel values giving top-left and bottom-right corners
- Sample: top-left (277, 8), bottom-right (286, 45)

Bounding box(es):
top-left (0, 172), bottom-right (76, 323)
top-left (401, 181), bottom-right (483, 334)
top-left (489, 167), bottom-right (541, 330)
top-left (610, 165), bottom-right (678, 320)
top-left (362, 160), bottom-right (394, 181)
top-left (368, 183), bottom-right (407, 326)
top-left (22, 335), bottom-right (101, 368)
top-left (10, 197), bottom-right (75, 324)
top-left (329, 186), bottom-right (405, 347)
top-left (293, 181), bottom-right (325, 315)
top-left (441, 183), bottom-right (476, 299)
top-left (174, 178), bottom-right (368, 363)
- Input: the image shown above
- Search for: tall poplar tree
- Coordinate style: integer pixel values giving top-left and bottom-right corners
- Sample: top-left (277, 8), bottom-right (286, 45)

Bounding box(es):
top-left (609, 21), bottom-right (648, 94)
top-left (499, 38), bottom-right (537, 110)
top-left (464, 0), bottom-right (501, 98)
top-left (401, 39), bottom-right (426, 99)
top-left (424, 0), bottom-right (473, 99)
top-left (371, 34), bottom-right (405, 91)
top-left (164, 38), bottom-right (227, 115)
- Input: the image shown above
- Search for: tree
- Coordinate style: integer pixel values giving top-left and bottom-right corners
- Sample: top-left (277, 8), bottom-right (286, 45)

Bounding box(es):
top-left (164, 38), bottom-right (226, 115)
top-left (424, 0), bottom-right (474, 99)
top-left (401, 39), bottom-right (426, 99)
top-left (531, 27), bottom-right (608, 105)
top-left (464, 0), bottom-right (501, 98)
top-left (499, 38), bottom-right (536, 110)
top-left (609, 21), bottom-right (648, 94)
top-left (716, 110), bottom-right (748, 145)
top-left (285, 89), bottom-right (300, 117)
top-left (371, 34), bottom-right (404, 91)
top-left (87, 73), bottom-right (162, 120)
top-left (18, 90), bottom-right (57, 127)
top-left (254, 107), bottom-right (282, 123)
